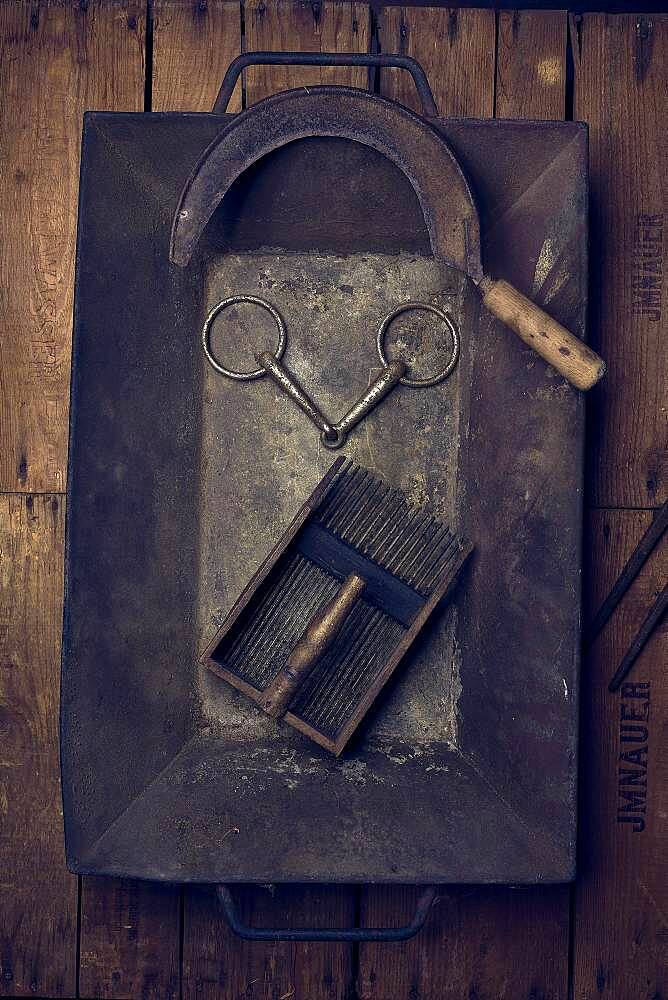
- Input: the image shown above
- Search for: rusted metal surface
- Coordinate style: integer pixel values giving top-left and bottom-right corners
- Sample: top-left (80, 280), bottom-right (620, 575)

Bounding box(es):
top-left (323, 358), bottom-right (407, 449)
top-left (62, 106), bottom-right (587, 883)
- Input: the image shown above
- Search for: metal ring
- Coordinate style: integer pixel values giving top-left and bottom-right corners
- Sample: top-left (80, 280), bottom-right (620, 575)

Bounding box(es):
top-left (202, 295), bottom-right (287, 380)
top-left (376, 302), bottom-right (460, 387)
top-left (320, 427), bottom-right (347, 450)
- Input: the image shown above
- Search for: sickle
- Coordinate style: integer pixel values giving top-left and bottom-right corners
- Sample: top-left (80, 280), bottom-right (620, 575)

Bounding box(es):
top-left (170, 86), bottom-right (480, 277)
top-left (171, 86), bottom-right (604, 391)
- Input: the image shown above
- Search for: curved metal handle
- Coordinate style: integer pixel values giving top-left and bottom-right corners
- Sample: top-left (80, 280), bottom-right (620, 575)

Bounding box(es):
top-left (213, 51), bottom-right (438, 117)
top-left (216, 885), bottom-right (437, 942)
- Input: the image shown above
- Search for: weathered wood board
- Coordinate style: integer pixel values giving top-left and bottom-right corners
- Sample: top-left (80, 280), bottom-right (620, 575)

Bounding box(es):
top-left (379, 6), bottom-right (495, 117)
top-left (0, 494), bottom-right (76, 997)
top-left (575, 13), bottom-right (667, 508)
top-left (153, 0), bottom-right (242, 113)
top-left (573, 509), bottom-right (668, 999)
top-left (0, 0), bottom-right (145, 494)
top-left (244, 0), bottom-right (371, 104)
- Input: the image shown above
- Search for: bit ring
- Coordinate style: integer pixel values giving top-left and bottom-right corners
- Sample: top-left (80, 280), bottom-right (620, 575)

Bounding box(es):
top-left (202, 295), bottom-right (287, 380)
top-left (320, 427), bottom-right (347, 450)
top-left (376, 302), bottom-right (460, 387)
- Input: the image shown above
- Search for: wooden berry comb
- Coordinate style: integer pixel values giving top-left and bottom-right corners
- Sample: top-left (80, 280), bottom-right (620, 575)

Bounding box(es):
top-left (201, 458), bottom-right (473, 755)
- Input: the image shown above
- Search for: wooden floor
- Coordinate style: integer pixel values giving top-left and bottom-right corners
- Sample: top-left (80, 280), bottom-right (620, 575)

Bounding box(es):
top-left (1, 2), bottom-right (666, 998)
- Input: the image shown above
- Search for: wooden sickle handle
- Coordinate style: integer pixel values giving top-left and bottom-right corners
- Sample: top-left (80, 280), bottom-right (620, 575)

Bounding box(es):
top-left (262, 573), bottom-right (366, 719)
top-left (479, 278), bottom-right (606, 391)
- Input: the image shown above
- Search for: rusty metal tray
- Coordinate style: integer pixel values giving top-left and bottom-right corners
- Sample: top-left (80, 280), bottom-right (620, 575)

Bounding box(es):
top-left (62, 89), bottom-right (586, 886)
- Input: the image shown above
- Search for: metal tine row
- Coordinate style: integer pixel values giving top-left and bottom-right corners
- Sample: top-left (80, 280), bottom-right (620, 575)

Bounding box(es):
top-left (316, 463), bottom-right (366, 527)
top-left (420, 537), bottom-right (462, 593)
top-left (249, 568), bottom-right (340, 686)
top-left (292, 603), bottom-right (380, 722)
top-left (324, 468), bottom-right (405, 538)
top-left (325, 620), bottom-right (404, 737)
top-left (225, 559), bottom-right (333, 678)
top-left (224, 553), bottom-right (307, 661)
top-left (325, 468), bottom-right (376, 533)
top-left (395, 519), bottom-right (446, 587)
top-left (315, 461), bottom-right (457, 595)
top-left (383, 508), bottom-right (432, 574)
top-left (354, 490), bottom-right (406, 554)
top-left (293, 599), bottom-right (378, 709)
top-left (413, 534), bottom-right (460, 593)
top-left (313, 458), bottom-right (356, 523)
top-left (308, 606), bottom-right (385, 721)
top-left (338, 476), bottom-right (387, 542)
top-left (314, 615), bottom-right (399, 736)
top-left (367, 499), bottom-right (418, 569)
top-left (225, 557), bottom-right (311, 664)
top-left (298, 602), bottom-right (381, 704)
top-left (234, 577), bottom-right (340, 689)
top-left (300, 606), bottom-right (387, 729)
top-left (301, 535), bottom-right (458, 731)
top-left (242, 569), bottom-right (338, 688)
top-left (236, 537), bottom-right (459, 726)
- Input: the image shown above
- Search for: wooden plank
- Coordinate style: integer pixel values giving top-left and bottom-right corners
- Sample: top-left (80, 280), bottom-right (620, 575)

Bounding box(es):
top-left (0, 494), bottom-right (77, 997)
top-left (358, 885), bottom-right (569, 1000)
top-left (362, 12), bottom-right (571, 998)
top-left (153, 5), bottom-right (367, 996)
top-left (16, 4), bottom-right (188, 995)
top-left (378, 7), bottom-right (496, 117)
top-left (573, 509), bottom-right (668, 998)
top-left (183, 885), bottom-right (356, 1000)
top-left (244, 0), bottom-right (371, 106)
top-left (79, 878), bottom-right (181, 1000)
top-left (0, 0), bottom-right (145, 493)
top-left (575, 14), bottom-right (667, 508)
top-left (153, 0), bottom-right (242, 113)
top-left (496, 10), bottom-right (567, 120)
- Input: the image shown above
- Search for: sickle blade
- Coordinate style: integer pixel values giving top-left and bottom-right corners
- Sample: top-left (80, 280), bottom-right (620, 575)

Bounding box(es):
top-left (169, 86), bottom-right (480, 279)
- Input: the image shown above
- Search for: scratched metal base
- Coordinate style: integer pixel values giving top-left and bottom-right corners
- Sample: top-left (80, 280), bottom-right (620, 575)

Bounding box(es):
top-left (62, 113), bottom-right (587, 883)
top-left (198, 251), bottom-right (466, 746)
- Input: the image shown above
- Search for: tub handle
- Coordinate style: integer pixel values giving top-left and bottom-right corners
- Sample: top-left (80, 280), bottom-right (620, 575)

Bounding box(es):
top-left (213, 51), bottom-right (438, 117)
top-left (216, 884), bottom-right (437, 942)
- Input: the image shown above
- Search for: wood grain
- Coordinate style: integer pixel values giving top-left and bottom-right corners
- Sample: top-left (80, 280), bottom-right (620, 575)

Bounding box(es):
top-left (573, 510), bottom-right (668, 998)
top-left (480, 276), bottom-right (605, 390)
top-left (575, 14), bottom-right (668, 508)
top-left (0, 494), bottom-right (77, 997)
top-left (79, 878), bottom-right (181, 999)
top-left (362, 12), bottom-right (571, 998)
top-left (378, 7), bottom-right (496, 117)
top-left (0, 0), bottom-right (145, 493)
top-left (11, 4), bottom-right (189, 995)
top-left (153, 0), bottom-right (242, 113)
top-left (183, 885), bottom-right (355, 1000)
top-left (358, 885), bottom-right (569, 1000)
top-left (244, 0), bottom-right (371, 105)
top-left (496, 10), bottom-right (566, 119)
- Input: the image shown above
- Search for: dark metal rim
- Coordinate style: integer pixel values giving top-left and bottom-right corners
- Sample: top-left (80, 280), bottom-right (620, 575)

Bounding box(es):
top-left (216, 885), bottom-right (437, 941)
top-left (377, 302), bottom-right (460, 387)
top-left (213, 51), bottom-right (438, 117)
top-left (201, 295), bottom-right (287, 380)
